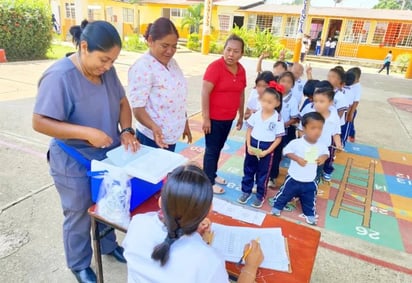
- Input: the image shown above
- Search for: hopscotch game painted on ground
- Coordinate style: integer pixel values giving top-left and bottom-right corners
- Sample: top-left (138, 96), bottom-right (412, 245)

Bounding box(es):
top-left (175, 114), bottom-right (412, 254)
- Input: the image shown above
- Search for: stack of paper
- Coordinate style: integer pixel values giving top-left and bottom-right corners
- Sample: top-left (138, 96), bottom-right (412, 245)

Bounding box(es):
top-left (211, 223), bottom-right (290, 272)
top-left (212, 198), bottom-right (266, 226)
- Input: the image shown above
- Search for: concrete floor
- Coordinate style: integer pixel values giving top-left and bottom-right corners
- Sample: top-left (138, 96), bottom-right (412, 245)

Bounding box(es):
top-left (0, 50), bottom-right (411, 283)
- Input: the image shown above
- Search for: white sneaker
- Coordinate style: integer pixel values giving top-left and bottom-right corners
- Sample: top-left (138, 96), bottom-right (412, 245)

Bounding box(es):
top-left (267, 179), bottom-right (276, 189)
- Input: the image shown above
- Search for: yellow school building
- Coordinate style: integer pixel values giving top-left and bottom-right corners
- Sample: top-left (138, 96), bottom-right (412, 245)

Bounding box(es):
top-left (52, 0), bottom-right (412, 61)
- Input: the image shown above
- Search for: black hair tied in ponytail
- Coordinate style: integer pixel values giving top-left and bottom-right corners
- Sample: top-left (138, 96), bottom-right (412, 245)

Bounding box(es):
top-left (151, 164), bottom-right (213, 266)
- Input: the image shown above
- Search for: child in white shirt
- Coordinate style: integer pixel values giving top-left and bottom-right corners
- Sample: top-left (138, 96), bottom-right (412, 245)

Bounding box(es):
top-left (272, 112), bottom-right (329, 225)
top-left (346, 67), bottom-right (362, 142)
top-left (244, 71), bottom-right (277, 120)
top-left (124, 165), bottom-right (263, 283)
top-left (238, 83), bottom-right (285, 208)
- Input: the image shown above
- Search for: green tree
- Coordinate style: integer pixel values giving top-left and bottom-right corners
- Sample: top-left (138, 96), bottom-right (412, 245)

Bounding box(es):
top-left (373, 0), bottom-right (412, 10)
top-left (181, 3), bottom-right (204, 34)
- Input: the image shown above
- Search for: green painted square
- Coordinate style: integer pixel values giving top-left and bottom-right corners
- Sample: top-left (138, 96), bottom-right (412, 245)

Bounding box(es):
top-left (332, 163), bottom-right (345, 180)
top-left (373, 172), bottom-right (389, 193)
top-left (325, 200), bottom-right (404, 252)
top-left (220, 155), bottom-right (244, 176)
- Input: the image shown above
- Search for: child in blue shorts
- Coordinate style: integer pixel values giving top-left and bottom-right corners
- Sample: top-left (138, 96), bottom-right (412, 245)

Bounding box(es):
top-left (272, 112), bottom-right (329, 225)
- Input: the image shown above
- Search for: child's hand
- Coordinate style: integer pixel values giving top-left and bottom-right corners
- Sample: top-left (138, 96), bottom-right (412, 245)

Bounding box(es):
top-left (335, 145), bottom-right (344, 152)
top-left (316, 155), bottom-right (328, 165)
top-left (247, 146), bottom-right (255, 156)
top-left (297, 157), bottom-right (308, 167)
top-left (259, 52), bottom-right (270, 59)
top-left (258, 150), bottom-right (268, 158)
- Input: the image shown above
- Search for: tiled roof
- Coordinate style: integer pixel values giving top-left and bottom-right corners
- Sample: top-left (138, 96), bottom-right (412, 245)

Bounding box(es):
top-left (243, 4), bottom-right (412, 21)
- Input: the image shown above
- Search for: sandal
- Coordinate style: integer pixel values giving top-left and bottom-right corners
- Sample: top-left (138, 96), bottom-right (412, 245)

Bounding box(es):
top-left (215, 176), bottom-right (228, 185)
top-left (213, 184), bottom-right (225, 194)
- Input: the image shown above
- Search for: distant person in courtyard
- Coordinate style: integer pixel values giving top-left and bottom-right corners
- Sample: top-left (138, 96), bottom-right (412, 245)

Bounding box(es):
top-left (378, 50), bottom-right (393, 75)
top-left (329, 40), bottom-right (337, 57)
top-left (128, 17), bottom-right (192, 152)
top-left (315, 39), bottom-right (321, 56)
top-left (202, 34), bottom-right (246, 194)
top-left (33, 20), bottom-right (136, 283)
top-left (323, 38), bottom-right (331, 56)
top-left (52, 13), bottom-right (60, 34)
top-left (300, 35), bottom-right (310, 62)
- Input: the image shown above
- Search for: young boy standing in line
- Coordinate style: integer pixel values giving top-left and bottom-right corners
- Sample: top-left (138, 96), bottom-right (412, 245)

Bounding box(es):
top-left (272, 112), bottom-right (329, 225)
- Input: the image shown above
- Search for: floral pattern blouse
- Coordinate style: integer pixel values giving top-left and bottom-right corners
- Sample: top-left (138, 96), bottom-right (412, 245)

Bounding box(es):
top-left (128, 52), bottom-right (187, 144)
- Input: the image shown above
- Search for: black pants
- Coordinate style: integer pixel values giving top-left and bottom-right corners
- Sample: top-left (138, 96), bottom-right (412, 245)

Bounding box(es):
top-left (378, 62), bottom-right (390, 75)
top-left (203, 119), bottom-right (233, 185)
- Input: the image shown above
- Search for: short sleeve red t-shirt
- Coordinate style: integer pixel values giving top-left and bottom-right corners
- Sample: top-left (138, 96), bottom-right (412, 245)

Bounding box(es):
top-left (203, 57), bottom-right (246, 120)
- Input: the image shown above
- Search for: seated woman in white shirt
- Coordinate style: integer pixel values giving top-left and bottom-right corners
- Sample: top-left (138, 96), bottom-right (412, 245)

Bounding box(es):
top-left (123, 164), bottom-right (263, 283)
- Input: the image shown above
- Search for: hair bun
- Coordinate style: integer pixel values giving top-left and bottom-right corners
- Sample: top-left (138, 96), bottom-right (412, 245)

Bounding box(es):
top-left (80, 19), bottom-right (89, 31)
top-left (144, 23), bottom-right (153, 41)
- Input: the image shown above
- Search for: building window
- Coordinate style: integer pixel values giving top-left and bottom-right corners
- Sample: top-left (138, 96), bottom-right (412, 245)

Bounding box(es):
top-left (123, 8), bottom-right (134, 23)
top-left (247, 14), bottom-right (256, 30)
top-left (342, 20), bottom-right (370, 43)
top-left (372, 22), bottom-right (388, 44)
top-left (271, 16), bottom-right (282, 36)
top-left (218, 15), bottom-right (231, 31)
top-left (397, 23), bottom-right (412, 47)
top-left (284, 16), bottom-right (298, 38)
top-left (65, 3), bottom-right (75, 19)
top-left (171, 8), bottom-right (187, 18)
top-left (256, 15), bottom-right (273, 32)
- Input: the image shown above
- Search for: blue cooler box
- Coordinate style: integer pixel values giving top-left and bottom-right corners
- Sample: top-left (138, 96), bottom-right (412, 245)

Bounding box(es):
top-left (90, 145), bottom-right (187, 212)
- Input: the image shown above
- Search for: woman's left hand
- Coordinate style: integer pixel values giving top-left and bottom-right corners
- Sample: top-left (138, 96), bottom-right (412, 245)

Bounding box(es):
top-left (182, 120), bottom-right (192, 143)
top-left (120, 132), bottom-right (140, 152)
top-left (236, 118), bottom-right (243, 131)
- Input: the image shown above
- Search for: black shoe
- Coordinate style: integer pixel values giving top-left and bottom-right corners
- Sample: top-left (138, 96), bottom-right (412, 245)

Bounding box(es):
top-left (71, 267), bottom-right (96, 283)
top-left (108, 246), bottom-right (127, 263)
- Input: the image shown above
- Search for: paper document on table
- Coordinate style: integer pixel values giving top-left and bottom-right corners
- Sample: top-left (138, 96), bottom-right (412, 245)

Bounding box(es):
top-left (304, 146), bottom-right (319, 164)
top-left (212, 197), bottom-right (266, 226)
top-left (211, 223), bottom-right (290, 272)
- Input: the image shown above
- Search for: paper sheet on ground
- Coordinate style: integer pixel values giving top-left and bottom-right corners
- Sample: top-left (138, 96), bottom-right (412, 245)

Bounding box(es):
top-left (213, 198), bottom-right (266, 226)
top-left (211, 223), bottom-right (290, 272)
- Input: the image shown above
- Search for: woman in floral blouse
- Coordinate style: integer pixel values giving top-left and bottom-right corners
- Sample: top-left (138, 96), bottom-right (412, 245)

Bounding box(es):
top-left (128, 17), bottom-right (191, 151)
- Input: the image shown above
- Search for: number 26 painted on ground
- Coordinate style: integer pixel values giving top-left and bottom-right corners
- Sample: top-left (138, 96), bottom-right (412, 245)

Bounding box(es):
top-left (355, 226), bottom-right (380, 240)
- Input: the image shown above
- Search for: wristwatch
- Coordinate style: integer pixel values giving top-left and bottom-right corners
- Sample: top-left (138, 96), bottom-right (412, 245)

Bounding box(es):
top-left (120, 127), bottom-right (135, 136)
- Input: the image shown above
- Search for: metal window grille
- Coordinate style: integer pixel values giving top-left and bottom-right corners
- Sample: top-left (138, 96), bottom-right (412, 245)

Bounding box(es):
top-left (256, 15), bottom-right (273, 32)
top-left (247, 14), bottom-right (257, 30)
top-left (65, 3), bottom-right (76, 19)
top-left (396, 23), bottom-right (412, 47)
top-left (171, 8), bottom-right (187, 18)
top-left (218, 15), bottom-right (231, 31)
top-left (271, 16), bottom-right (282, 36)
top-left (284, 16), bottom-right (298, 38)
top-left (343, 20), bottom-right (370, 43)
top-left (372, 22), bottom-right (388, 45)
top-left (123, 8), bottom-right (134, 23)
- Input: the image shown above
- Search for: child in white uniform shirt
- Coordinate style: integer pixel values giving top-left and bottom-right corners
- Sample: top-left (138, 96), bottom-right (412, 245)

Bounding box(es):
top-left (297, 85), bottom-right (343, 182)
top-left (328, 67), bottom-right (349, 126)
top-left (238, 83), bottom-right (285, 208)
top-left (268, 72), bottom-right (299, 188)
top-left (346, 67), bottom-right (362, 142)
top-left (272, 112), bottom-right (329, 225)
top-left (244, 71), bottom-right (277, 120)
top-left (123, 165), bottom-right (263, 283)
top-left (340, 71), bottom-right (356, 146)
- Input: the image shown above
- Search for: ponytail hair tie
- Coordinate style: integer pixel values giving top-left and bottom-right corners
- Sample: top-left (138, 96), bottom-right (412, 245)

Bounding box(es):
top-left (268, 81), bottom-right (285, 94)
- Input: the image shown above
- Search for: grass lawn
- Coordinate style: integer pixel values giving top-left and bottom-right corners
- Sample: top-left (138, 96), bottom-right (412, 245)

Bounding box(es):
top-left (46, 43), bottom-right (76, 59)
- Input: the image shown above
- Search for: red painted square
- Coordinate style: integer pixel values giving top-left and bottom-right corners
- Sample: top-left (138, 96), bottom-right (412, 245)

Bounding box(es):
top-left (398, 218), bottom-right (412, 253)
top-left (380, 160), bottom-right (412, 178)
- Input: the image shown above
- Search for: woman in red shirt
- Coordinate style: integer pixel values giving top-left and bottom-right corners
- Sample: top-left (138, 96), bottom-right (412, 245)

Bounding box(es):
top-left (202, 34), bottom-right (246, 194)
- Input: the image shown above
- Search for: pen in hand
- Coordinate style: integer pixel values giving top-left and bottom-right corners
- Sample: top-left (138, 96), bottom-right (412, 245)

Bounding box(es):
top-left (237, 238), bottom-right (260, 266)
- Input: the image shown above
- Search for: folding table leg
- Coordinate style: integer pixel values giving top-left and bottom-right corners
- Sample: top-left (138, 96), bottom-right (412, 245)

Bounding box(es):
top-left (91, 216), bottom-right (104, 283)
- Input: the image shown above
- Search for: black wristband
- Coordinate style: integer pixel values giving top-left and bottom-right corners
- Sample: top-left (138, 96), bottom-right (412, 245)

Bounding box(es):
top-left (120, 127), bottom-right (135, 136)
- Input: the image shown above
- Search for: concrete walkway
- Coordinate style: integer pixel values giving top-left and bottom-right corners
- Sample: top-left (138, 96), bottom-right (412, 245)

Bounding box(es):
top-left (0, 50), bottom-right (411, 283)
